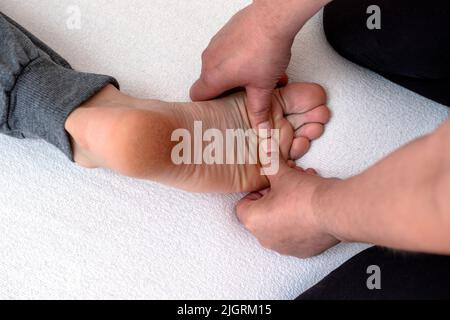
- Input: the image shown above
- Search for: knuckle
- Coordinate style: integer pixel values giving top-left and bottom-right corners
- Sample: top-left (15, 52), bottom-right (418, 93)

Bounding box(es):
top-left (248, 107), bottom-right (271, 117)
top-left (242, 214), bottom-right (258, 232)
top-left (201, 69), bottom-right (219, 87)
top-left (201, 49), bottom-right (209, 62)
top-left (236, 210), bottom-right (246, 225)
top-left (223, 61), bottom-right (240, 76)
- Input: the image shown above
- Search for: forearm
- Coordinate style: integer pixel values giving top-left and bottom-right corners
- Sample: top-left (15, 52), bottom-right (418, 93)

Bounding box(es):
top-left (317, 119), bottom-right (450, 254)
top-left (252, 0), bottom-right (333, 40)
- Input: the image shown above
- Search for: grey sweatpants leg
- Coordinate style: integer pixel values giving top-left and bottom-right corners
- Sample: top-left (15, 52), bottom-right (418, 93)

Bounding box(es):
top-left (0, 12), bottom-right (119, 160)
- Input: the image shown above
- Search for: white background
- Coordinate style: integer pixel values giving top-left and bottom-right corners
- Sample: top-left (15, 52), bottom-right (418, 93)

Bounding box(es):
top-left (0, 0), bottom-right (448, 299)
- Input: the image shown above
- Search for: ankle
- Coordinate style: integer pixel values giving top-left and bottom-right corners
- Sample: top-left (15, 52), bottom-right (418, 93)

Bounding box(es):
top-left (82, 84), bottom-right (136, 107)
top-left (66, 84), bottom-right (142, 149)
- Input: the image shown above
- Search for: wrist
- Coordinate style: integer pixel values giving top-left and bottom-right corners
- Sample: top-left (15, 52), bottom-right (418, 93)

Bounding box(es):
top-left (251, 0), bottom-right (331, 40)
top-left (312, 177), bottom-right (352, 242)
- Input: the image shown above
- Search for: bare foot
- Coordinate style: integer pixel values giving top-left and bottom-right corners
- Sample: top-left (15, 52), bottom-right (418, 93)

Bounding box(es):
top-left (65, 83), bottom-right (329, 192)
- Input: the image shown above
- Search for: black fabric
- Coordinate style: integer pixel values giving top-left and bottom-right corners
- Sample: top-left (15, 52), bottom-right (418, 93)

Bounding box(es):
top-left (297, 246), bottom-right (450, 300)
top-left (298, 2), bottom-right (450, 299)
top-left (323, 0), bottom-right (450, 107)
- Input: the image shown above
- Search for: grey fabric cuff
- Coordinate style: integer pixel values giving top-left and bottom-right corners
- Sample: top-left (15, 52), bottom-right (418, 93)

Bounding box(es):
top-left (10, 56), bottom-right (119, 160)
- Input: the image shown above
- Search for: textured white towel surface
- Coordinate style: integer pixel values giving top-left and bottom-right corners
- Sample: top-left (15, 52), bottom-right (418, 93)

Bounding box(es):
top-left (1, 1), bottom-right (448, 300)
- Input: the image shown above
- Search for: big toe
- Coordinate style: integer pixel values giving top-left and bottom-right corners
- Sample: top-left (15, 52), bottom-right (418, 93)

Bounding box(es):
top-left (275, 83), bottom-right (331, 159)
top-left (279, 83), bottom-right (328, 114)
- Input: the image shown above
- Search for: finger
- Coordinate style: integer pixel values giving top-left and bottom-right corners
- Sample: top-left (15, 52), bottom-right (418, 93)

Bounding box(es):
top-left (236, 192), bottom-right (263, 225)
top-left (259, 137), bottom-right (283, 178)
top-left (246, 86), bottom-right (274, 131)
top-left (259, 187), bottom-right (271, 196)
top-left (263, 156), bottom-right (291, 186)
top-left (236, 185), bottom-right (271, 222)
top-left (245, 191), bottom-right (263, 201)
top-left (219, 86), bottom-right (245, 97)
top-left (190, 69), bottom-right (237, 101)
top-left (294, 166), bottom-right (306, 173)
top-left (286, 161), bottom-right (313, 175)
top-left (305, 168), bottom-right (318, 175)
top-left (287, 161), bottom-right (306, 173)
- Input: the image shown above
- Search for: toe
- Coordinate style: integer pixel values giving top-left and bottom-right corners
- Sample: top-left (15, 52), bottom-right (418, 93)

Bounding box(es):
top-left (272, 83), bottom-right (330, 161)
top-left (279, 83), bottom-right (327, 114)
top-left (296, 123), bottom-right (325, 140)
top-left (286, 105), bottom-right (331, 130)
top-left (289, 136), bottom-right (310, 160)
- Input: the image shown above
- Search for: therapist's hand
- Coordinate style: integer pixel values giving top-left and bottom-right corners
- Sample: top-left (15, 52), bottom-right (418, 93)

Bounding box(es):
top-left (236, 160), bottom-right (340, 258)
top-left (190, 2), bottom-right (295, 131)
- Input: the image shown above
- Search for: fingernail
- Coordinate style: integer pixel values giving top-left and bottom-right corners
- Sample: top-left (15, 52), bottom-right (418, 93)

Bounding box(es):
top-left (261, 138), bottom-right (272, 154)
top-left (258, 121), bottom-right (271, 130)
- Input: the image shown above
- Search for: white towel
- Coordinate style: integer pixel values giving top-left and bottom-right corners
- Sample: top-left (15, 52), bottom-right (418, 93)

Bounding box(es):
top-left (0, 0), bottom-right (448, 299)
